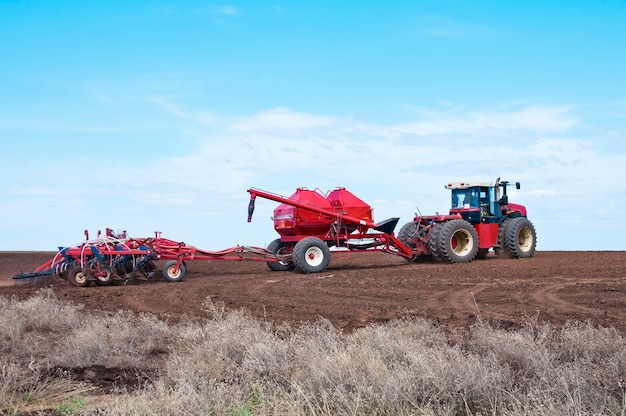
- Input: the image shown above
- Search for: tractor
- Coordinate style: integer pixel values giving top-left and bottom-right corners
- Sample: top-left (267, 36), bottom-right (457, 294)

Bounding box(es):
top-left (397, 178), bottom-right (537, 262)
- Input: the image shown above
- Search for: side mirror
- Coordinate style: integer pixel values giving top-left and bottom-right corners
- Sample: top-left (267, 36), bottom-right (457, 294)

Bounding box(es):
top-left (516, 182), bottom-right (521, 190)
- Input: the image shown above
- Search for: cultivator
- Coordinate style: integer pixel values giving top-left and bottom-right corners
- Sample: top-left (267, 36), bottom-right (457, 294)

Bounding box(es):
top-left (13, 228), bottom-right (283, 286)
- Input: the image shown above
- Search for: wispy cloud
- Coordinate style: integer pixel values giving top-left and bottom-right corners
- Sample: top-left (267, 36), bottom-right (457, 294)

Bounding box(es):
top-left (192, 5), bottom-right (239, 22)
top-left (393, 105), bottom-right (578, 135)
top-left (227, 107), bottom-right (337, 133)
top-left (413, 15), bottom-right (497, 38)
top-left (150, 96), bottom-right (218, 125)
top-left (211, 5), bottom-right (238, 16)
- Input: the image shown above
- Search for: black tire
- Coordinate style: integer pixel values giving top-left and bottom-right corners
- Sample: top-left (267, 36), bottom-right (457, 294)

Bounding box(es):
top-left (504, 217), bottom-right (537, 258)
top-left (292, 237), bottom-right (331, 273)
top-left (94, 266), bottom-right (115, 286)
top-left (67, 265), bottom-right (90, 287)
top-left (428, 223), bottom-right (443, 262)
top-left (476, 248), bottom-right (490, 260)
top-left (162, 260), bottom-right (186, 282)
top-left (494, 218), bottom-right (513, 258)
top-left (436, 219), bottom-right (479, 263)
top-left (397, 221), bottom-right (418, 248)
top-left (266, 239), bottom-right (295, 271)
top-left (397, 221), bottom-right (420, 262)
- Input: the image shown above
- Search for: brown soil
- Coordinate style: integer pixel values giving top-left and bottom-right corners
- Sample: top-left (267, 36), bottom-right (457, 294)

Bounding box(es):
top-left (1, 251), bottom-right (625, 333)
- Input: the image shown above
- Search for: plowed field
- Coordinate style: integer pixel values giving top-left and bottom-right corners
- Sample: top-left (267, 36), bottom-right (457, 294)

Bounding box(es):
top-left (1, 251), bottom-right (625, 333)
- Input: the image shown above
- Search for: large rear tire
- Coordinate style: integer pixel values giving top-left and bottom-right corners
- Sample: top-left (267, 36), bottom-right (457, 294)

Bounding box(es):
top-left (504, 217), bottom-right (537, 258)
top-left (494, 218), bottom-right (513, 258)
top-left (436, 219), bottom-right (479, 263)
top-left (292, 237), bottom-right (331, 273)
top-left (163, 260), bottom-right (186, 282)
top-left (266, 239), bottom-right (295, 271)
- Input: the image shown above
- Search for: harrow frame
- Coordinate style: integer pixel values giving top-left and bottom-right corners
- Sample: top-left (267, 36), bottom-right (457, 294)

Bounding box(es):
top-left (14, 228), bottom-right (283, 285)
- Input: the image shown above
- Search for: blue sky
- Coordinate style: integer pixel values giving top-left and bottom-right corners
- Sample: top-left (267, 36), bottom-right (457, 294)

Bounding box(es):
top-left (1, 1), bottom-right (625, 251)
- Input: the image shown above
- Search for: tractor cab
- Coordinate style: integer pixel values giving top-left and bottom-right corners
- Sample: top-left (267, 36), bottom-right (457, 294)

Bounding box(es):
top-left (446, 179), bottom-right (521, 224)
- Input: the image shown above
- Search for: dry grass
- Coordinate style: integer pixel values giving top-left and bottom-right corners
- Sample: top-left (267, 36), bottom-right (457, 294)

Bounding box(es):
top-left (1, 289), bottom-right (625, 415)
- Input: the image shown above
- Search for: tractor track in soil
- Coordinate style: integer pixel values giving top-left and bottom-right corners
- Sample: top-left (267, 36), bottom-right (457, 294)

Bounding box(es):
top-left (1, 250), bottom-right (626, 334)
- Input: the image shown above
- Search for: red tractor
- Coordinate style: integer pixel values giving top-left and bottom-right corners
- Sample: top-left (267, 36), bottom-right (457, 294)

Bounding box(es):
top-left (247, 178), bottom-right (536, 273)
top-left (397, 179), bottom-right (537, 263)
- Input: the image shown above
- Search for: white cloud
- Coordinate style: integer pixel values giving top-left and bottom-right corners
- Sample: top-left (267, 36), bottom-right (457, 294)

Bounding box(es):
top-left (393, 105), bottom-right (578, 136)
top-left (211, 5), bottom-right (238, 16)
top-left (191, 5), bottom-right (238, 17)
top-left (150, 96), bottom-right (218, 125)
top-left (527, 190), bottom-right (556, 196)
top-left (227, 107), bottom-right (337, 133)
top-left (3, 102), bottom-right (624, 250)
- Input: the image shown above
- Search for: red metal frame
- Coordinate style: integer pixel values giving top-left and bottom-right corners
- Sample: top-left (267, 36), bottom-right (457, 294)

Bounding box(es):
top-left (14, 228), bottom-right (282, 280)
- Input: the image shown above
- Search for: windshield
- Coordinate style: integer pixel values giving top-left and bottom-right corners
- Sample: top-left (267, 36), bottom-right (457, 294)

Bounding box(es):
top-left (451, 188), bottom-right (479, 209)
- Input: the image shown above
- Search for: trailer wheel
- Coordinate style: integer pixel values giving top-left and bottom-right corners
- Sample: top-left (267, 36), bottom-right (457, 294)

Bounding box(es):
top-left (163, 260), bottom-right (186, 282)
top-left (67, 266), bottom-right (90, 287)
top-left (94, 267), bottom-right (115, 286)
top-left (437, 219), bottom-right (479, 263)
top-left (476, 248), bottom-right (490, 260)
top-left (504, 217), bottom-right (537, 258)
top-left (292, 237), bottom-right (331, 273)
top-left (428, 223), bottom-right (443, 262)
top-left (266, 239), bottom-right (295, 271)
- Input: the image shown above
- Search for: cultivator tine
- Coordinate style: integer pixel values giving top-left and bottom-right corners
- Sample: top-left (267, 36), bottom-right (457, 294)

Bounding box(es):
top-left (13, 269), bottom-right (55, 280)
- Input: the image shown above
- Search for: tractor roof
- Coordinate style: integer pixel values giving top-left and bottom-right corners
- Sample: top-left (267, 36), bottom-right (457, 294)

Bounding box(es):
top-left (445, 181), bottom-right (493, 190)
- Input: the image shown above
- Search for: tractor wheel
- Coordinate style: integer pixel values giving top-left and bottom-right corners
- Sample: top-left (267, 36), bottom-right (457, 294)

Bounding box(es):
top-left (162, 260), bottom-right (186, 282)
top-left (428, 223), bottom-right (443, 262)
top-left (67, 265), bottom-right (90, 287)
top-left (397, 221), bottom-right (420, 262)
top-left (494, 219), bottom-right (513, 258)
top-left (292, 237), bottom-right (331, 273)
top-left (94, 267), bottom-right (115, 286)
top-left (266, 239), bottom-right (295, 271)
top-left (397, 221), bottom-right (418, 248)
top-left (504, 217), bottom-right (537, 258)
top-left (436, 219), bottom-right (479, 263)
